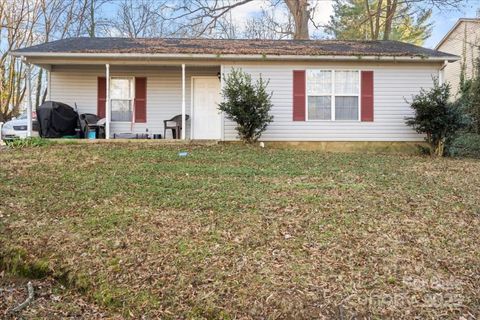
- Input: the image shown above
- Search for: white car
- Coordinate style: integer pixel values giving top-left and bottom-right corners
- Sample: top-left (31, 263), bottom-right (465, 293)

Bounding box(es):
top-left (1, 113), bottom-right (39, 140)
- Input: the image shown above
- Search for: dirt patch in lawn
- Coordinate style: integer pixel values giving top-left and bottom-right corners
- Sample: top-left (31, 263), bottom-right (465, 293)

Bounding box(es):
top-left (0, 144), bottom-right (479, 318)
top-left (0, 274), bottom-right (119, 319)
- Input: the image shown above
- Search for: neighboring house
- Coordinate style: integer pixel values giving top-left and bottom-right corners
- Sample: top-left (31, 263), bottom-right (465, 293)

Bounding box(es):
top-left (11, 38), bottom-right (457, 145)
top-left (436, 18), bottom-right (480, 97)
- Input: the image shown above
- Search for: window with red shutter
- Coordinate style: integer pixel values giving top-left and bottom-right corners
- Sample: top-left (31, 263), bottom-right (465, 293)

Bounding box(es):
top-left (306, 70), bottom-right (361, 121)
top-left (361, 71), bottom-right (374, 122)
top-left (292, 70), bottom-right (306, 121)
top-left (134, 77), bottom-right (147, 123)
top-left (97, 77), bottom-right (106, 118)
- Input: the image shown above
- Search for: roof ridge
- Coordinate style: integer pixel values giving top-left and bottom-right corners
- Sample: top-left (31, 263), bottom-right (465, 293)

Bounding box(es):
top-left (62, 36), bottom-right (404, 43)
top-left (11, 36), bottom-right (458, 61)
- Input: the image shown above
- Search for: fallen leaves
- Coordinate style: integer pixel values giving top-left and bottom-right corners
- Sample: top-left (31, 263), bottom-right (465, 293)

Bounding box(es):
top-left (0, 144), bottom-right (479, 318)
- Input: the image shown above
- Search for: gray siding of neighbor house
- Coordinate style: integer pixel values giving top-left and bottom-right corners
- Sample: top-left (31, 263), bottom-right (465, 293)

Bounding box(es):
top-left (50, 65), bottom-right (220, 139)
top-left (437, 20), bottom-right (480, 97)
top-left (222, 62), bottom-right (439, 141)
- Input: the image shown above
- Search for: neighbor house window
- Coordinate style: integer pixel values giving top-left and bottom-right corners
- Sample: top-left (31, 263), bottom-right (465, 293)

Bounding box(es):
top-left (307, 70), bottom-right (359, 121)
top-left (110, 77), bottom-right (134, 122)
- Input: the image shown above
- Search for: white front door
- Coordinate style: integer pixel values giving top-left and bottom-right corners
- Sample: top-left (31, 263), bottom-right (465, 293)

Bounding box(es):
top-left (192, 77), bottom-right (221, 139)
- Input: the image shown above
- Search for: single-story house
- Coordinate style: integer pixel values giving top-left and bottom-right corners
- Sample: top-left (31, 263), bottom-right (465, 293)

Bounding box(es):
top-left (11, 38), bottom-right (458, 147)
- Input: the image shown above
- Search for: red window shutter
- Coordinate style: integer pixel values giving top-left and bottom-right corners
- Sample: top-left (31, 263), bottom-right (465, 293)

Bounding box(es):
top-left (97, 77), bottom-right (106, 118)
top-left (134, 77), bottom-right (147, 123)
top-left (361, 71), bottom-right (374, 122)
top-left (292, 70), bottom-right (306, 121)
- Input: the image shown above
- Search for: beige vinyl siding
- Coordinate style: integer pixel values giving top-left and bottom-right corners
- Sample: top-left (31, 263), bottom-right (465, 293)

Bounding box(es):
top-left (437, 20), bottom-right (480, 97)
top-left (222, 62), bottom-right (440, 141)
top-left (50, 65), bottom-right (219, 138)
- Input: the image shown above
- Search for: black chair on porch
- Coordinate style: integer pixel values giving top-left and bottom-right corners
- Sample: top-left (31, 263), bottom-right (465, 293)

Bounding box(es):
top-left (79, 113), bottom-right (106, 139)
top-left (164, 114), bottom-right (189, 139)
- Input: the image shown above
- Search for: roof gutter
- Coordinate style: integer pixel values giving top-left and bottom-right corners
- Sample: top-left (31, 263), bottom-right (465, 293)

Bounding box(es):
top-left (11, 51), bottom-right (459, 63)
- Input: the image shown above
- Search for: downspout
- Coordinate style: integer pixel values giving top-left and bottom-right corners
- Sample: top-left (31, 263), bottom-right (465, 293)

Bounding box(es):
top-left (439, 60), bottom-right (448, 85)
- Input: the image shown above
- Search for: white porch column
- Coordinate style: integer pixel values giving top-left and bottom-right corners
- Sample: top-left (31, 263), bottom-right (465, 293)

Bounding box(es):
top-left (25, 61), bottom-right (33, 137)
top-left (220, 65), bottom-right (225, 141)
top-left (181, 63), bottom-right (186, 140)
top-left (105, 64), bottom-right (111, 139)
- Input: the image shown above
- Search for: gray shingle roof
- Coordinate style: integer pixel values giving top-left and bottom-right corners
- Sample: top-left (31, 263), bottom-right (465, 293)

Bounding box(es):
top-left (12, 37), bottom-right (457, 59)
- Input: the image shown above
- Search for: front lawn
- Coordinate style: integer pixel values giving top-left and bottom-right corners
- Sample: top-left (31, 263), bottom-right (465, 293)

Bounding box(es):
top-left (0, 143), bottom-right (479, 318)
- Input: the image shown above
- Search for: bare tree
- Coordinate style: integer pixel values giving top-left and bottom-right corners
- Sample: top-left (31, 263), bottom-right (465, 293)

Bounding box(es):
top-left (107, 0), bottom-right (170, 38)
top-left (204, 4), bottom-right (292, 40)
top-left (214, 11), bottom-right (239, 39)
top-left (0, 0), bottom-right (101, 121)
top-left (242, 8), bottom-right (294, 39)
top-left (34, 0), bottom-right (95, 107)
top-left (163, 0), bottom-right (319, 39)
top-left (0, 0), bottom-right (40, 122)
top-left (64, 0), bottom-right (106, 38)
top-left (35, 0), bottom-right (72, 107)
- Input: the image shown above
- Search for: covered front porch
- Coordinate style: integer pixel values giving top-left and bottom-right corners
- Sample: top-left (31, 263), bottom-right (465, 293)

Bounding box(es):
top-left (25, 61), bottom-right (224, 140)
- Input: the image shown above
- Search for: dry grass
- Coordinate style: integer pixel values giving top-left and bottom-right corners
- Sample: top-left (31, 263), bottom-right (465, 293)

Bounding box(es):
top-left (0, 143), bottom-right (479, 319)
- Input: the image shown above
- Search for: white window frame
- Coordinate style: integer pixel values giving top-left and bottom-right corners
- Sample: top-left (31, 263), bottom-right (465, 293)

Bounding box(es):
top-left (110, 76), bottom-right (135, 123)
top-left (306, 69), bottom-right (361, 122)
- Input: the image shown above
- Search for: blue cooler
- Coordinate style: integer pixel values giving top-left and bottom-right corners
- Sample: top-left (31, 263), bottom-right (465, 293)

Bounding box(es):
top-left (87, 130), bottom-right (96, 139)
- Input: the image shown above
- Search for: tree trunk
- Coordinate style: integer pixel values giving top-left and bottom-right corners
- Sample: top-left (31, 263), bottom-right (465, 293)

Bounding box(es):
top-left (89, 0), bottom-right (95, 37)
top-left (383, 0), bottom-right (397, 40)
top-left (284, 0), bottom-right (310, 40)
top-left (41, 87), bottom-right (48, 104)
top-left (374, 0), bottom-right (383, 39)
top-left (364, 0), bottom-right (375, 39)
top-left (35, 68), bottom-right (43, 109)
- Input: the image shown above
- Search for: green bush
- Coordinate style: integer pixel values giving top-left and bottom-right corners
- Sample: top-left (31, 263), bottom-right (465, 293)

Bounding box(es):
top-left (458, 55), bottom-right (480, 134)
top-left (218, 68), bottom-right (273, 143)
top-left (406, 80), bottom-right (467, 156)
top-left (6, 137), bottom-right (52, 149)
top-left (447, 133), bottom-right (480, 158)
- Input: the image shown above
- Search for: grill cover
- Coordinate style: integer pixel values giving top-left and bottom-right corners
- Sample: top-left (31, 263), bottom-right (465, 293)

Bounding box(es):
top-left (37, 101), bottom-right (78, 138)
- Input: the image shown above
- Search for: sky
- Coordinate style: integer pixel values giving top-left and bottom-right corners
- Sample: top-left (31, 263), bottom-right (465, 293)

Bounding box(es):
top-left (101, 0), bottom-right (480, 48)
top-left (425, 1), bottom-right (480, 48)
top-left (226, 0), bottom-right (480, 48)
